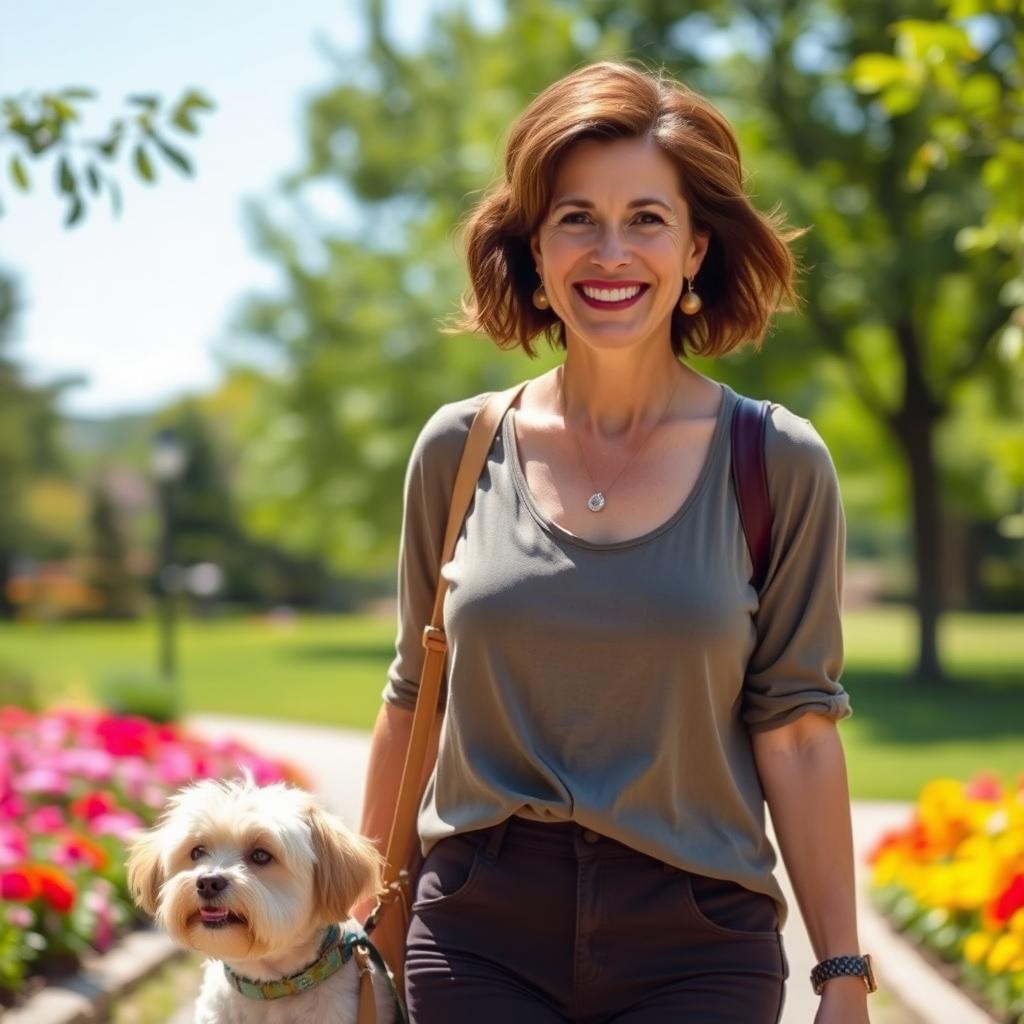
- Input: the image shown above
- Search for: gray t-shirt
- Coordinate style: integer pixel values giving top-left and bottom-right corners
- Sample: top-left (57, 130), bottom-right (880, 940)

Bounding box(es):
top-left (381, 379), bottom-right (851, 926)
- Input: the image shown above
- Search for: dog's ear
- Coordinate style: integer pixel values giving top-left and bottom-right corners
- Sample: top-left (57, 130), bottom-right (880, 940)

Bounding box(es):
top-left (306, 804), bottom-right (384, 923)
top-left (124, 826), bottom-right (166, 918)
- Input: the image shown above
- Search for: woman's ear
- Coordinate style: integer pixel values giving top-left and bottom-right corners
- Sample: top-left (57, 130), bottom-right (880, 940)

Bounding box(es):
top-left (530, 233), bottom-right (543, 279)
top-left (687, 228), bottom-right (711, 278)
top-left (306, 804), bottom-right (385, 924)
top-left (125, 826), bottom-right (166, 918)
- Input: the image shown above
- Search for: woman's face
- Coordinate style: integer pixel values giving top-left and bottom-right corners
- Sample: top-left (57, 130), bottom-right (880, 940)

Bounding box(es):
top-left (530, 135), bottom-right (709, 353)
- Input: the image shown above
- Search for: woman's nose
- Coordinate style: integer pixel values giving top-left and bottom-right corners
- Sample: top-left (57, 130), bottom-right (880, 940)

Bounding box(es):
top-left (590, 227), bottom-right (631, 268)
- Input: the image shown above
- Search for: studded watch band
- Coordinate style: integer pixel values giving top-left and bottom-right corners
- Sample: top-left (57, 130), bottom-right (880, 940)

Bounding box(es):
top-left (810, 953), bottom-right (877, 995)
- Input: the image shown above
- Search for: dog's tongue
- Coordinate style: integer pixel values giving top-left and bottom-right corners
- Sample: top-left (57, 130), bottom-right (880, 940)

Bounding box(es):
top-left (200, 907), bottom-right (230, 923)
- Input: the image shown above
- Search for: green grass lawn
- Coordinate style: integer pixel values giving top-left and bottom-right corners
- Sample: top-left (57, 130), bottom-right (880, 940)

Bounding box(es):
top-left (0, 605), bottom-right (1019, 801)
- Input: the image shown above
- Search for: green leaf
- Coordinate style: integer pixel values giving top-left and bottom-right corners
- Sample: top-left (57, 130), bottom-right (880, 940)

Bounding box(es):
top-left (182, 89), bottom-right (215, 111)
top-left (170, 108), bottom-right (198, 134)
top-left (891, 19), bottom-right (978, 62)
top-left (960, 73), bottom-right (1001, 117)
top-left (9, 155), bottom-right (29, 191)
top-left (57, 155), bottom-right (76, 195)
top-left (133, 144), bottom-right (156, 183)
top-left (85, 163), bottom-right (101, 194)
top-left (881, 83), bottom-right (923, 116)
top-left (59, 86), bottom-right (97, 101)
top-left (151, 133), bottom-right (193, 176)
top-left (96, 120), bottom-right (124, 160)
top-left (63, 194), bottom-right (84, 228)
top-left (42, 93), bottom-right (78, 122)
top-left (126, 93), bottom-right (160, 111)
top-left (850, 54), bottom-right (910, 93)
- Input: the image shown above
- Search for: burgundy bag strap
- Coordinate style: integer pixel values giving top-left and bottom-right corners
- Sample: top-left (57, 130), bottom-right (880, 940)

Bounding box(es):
top-left (730, 395), bottom-right (773, 592)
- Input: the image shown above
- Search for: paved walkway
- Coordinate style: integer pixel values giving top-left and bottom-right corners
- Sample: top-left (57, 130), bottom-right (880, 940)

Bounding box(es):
top-left (172, 714), bottom-right (990, 1024)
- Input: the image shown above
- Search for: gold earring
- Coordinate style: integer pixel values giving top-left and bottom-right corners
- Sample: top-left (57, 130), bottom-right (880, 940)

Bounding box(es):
top-left (533, 283), bottom-right (550, 310)
top-left (679, 276), bottom-right (702, 315)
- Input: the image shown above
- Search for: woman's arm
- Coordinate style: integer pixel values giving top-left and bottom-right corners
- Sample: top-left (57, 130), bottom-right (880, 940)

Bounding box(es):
top-left (349, 702), bottom-right (442, 923)
top-left (752, 711), bottom-right (871, 1022)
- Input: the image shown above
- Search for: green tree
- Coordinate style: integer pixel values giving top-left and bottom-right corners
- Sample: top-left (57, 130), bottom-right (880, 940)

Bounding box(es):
top-left (1, 86), bottom-right (215, 225)
top-left (0, 271), bottom-right (79, 617)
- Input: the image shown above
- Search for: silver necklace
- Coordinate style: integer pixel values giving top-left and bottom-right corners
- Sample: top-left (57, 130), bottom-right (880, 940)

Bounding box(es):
top-left (559, 364), bottom-right (682, 513)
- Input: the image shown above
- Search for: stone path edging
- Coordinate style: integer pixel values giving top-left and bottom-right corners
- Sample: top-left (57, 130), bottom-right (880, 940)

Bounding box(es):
top-left (4, 929), bottom-right (185, 1024)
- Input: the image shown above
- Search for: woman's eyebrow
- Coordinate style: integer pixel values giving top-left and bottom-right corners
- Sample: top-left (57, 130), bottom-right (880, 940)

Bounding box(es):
top-left (551, 196), bottom-right (673, 212)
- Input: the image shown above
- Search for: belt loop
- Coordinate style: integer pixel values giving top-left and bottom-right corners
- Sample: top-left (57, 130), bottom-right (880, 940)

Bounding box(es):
top-left (483, 816), bottom-right (510, 859)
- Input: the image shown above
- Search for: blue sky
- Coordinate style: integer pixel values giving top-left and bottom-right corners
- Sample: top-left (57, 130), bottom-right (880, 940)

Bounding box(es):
top-left (1, 1), bottom-right (491, 418)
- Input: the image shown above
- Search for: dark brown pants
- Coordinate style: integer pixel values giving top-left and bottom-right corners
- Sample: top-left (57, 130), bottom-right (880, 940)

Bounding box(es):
top-left (404, 815), bottom-right (788, 1023)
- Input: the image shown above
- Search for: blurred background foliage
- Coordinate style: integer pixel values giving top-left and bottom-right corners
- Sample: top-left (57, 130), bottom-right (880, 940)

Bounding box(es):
top-left (1, 0), bottom-right (1021, 687)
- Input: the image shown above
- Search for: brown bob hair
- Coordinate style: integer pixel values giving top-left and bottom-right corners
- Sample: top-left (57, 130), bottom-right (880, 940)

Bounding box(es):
top-left (451, 60), bottom-right (806, 359)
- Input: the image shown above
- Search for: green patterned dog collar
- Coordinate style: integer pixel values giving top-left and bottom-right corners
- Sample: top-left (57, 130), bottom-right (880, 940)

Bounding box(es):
top-left (224, 923), bottom-right (346, 1000)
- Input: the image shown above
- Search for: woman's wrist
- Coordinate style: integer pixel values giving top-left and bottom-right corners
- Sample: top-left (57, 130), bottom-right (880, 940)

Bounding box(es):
top-left (819, 975), bottom-right (871, 1001)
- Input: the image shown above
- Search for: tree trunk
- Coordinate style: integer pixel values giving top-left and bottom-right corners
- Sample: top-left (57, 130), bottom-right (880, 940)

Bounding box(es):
top-left (0, 547), bottom-right (14, 620)
top-left (890, 321), bottom-right (947, 683)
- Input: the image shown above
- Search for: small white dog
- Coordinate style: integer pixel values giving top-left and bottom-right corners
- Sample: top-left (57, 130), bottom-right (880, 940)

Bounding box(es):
top-left (125, 770), bottom-right (400, 1023)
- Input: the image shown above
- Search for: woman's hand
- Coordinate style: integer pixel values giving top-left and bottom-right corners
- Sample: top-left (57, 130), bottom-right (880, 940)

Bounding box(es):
top-left (814, 977), bottom-right (871, 1023)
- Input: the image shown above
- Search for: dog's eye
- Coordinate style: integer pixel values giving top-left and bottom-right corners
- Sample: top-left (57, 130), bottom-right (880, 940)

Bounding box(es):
top-left (190, 846), bottom-right (206, 861)
top-left (251, 848), bottom-right (273, 865)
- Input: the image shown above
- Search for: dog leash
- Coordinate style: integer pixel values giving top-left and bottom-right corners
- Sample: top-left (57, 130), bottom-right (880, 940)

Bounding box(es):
top-left (344, 922), bottom-right (408, 1024)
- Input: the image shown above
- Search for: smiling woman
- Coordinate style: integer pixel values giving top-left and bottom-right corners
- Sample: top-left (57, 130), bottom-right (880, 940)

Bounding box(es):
top-left (357, 59), bottom-right (869, 1024)
top-left (453, 60), bottom-right (806, 359)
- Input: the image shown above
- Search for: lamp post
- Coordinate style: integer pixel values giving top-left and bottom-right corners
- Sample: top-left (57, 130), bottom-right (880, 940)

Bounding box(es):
top-left (151, 428), bottom-right (187, 699)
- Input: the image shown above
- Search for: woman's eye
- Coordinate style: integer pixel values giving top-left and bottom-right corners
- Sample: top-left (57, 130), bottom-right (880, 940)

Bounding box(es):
top-left (251, 849), bottom-right (273, 865)
top-left (190, 846), bottom-right (206, 861)
top-left (558, 212), bottom-right (663, 225)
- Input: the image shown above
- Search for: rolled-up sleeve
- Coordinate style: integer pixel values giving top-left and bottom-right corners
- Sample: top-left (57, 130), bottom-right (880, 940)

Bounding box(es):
top-left (380, 397), bottom-right (483, 712)
top-left (741, 407), bottom-right (852, 733)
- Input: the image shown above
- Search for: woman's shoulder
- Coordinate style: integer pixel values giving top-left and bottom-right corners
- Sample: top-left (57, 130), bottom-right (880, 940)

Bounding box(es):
top-left (408, 390), bottom-right (494, 471)
top-left (728, 386), bottom-right (838, 489)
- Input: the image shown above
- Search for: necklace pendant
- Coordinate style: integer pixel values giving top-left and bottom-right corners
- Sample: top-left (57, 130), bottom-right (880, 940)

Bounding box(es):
top-left (587, 492), bottom-right (606, 513)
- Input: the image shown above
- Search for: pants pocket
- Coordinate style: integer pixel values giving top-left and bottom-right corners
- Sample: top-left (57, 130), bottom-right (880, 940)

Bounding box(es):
top-left (682, 871), bottom-right (779, 939)
top-left (411, 831), bottom-right (488, 912)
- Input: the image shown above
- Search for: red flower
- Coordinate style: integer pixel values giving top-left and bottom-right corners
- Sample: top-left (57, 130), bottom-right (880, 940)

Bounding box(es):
top-left (94, 715), bottom-right (156, 757)
top-left (54, 830), bottom-right (109, 871)
top-left (989, 872), bottom-right (1024, 926)
top-left (1, 866), bottom-right (40, 901)
top-left (32, 865), bottom-right (77, 914)
top-left (70, 790), bottom-right (118, 822)
top-left (867, 828), bottom-right (908, 865)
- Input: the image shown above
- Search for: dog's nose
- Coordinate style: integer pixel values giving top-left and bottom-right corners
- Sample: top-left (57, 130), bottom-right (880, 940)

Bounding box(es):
top-left (196, 873), bottom-right (229, 898)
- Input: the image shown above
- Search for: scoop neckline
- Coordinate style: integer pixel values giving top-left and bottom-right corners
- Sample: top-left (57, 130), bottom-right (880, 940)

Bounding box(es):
top-left (503, 380), bottom-right (737, 551)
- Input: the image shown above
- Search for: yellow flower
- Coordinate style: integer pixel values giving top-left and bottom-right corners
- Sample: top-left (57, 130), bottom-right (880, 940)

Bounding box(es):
top-left (964, 931), bottom-right (993, 964)
top-left (986, 932), bottom-right (1024, 974)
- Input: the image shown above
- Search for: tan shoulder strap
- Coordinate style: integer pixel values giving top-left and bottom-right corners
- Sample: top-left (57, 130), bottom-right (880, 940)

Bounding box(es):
top-left (381, 378), bottom-right (531, 896)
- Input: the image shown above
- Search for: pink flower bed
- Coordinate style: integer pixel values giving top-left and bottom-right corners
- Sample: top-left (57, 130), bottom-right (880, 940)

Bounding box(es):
top-left (0, 705), bottom-right (309, 1004)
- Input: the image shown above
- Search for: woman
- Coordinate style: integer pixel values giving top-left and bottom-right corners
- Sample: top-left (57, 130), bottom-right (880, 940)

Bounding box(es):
top-left (353, 61), bottom-right (872, 1024)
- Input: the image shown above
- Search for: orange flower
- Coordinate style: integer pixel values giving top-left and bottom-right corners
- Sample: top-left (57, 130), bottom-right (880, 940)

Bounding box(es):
top-left (30, 865), bottom-right (77, 914)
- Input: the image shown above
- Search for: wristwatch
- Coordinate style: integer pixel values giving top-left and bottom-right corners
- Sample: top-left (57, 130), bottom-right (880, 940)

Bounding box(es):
top-left (810, 953), bottom-right (877, 995)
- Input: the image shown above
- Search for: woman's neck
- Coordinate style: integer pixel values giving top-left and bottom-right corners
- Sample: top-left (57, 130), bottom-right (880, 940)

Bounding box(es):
top-left (551, 353), bottom-right (714, 442)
